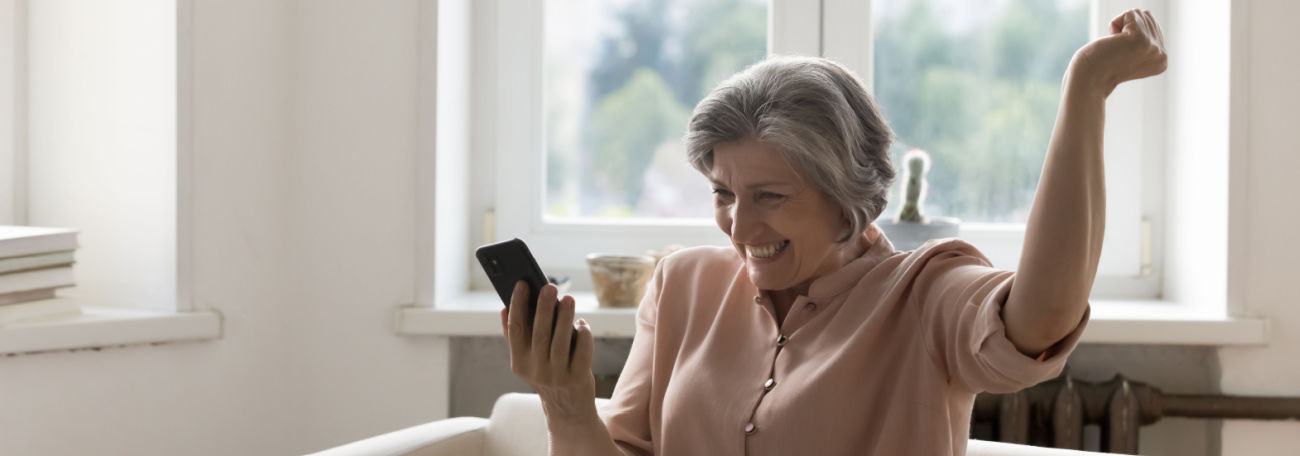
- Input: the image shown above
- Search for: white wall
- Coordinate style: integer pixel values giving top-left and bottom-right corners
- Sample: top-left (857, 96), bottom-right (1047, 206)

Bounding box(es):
top-left (0, 0), bottom-right (448, 454)
top-left (1217, 0), bottom-right (1300, 453)
top-left (284, 0), bottom-right (447, 441)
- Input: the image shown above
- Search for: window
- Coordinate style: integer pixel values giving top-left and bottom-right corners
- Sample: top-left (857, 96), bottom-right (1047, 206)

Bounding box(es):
top-left (872, 0), bottom-right (1089, 224)
top-left (860, 0), bottom-right (1159, 299)
top-left (465, 0), bottom-right (1162, 298)
top-left (544, 0), bottom-right (767, 220)
top-left (1, 0), bottom-right (187, 311)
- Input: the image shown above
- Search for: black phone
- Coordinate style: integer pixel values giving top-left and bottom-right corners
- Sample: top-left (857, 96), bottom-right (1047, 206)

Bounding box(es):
top-left (476, 238), bottom-right (578, 356)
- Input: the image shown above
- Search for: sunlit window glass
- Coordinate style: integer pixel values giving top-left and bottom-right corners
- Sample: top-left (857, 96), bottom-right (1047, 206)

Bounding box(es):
top-left (873, 0), bottom-right (1089, 223)
top-left (544, 0), bottom-right (768, 219)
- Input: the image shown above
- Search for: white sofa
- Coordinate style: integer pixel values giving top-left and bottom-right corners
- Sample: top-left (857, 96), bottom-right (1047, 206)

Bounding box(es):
top-left (309, 393), bottom-right (1108, 456)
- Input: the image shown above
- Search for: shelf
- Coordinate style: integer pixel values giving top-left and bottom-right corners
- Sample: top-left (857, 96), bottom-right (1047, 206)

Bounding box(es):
top-left (0, 305), bottom-right (223, 355)
top-left (396, 293), bottom-right (1269, 346)
top-left (398, 292), bottom-right (637, 338)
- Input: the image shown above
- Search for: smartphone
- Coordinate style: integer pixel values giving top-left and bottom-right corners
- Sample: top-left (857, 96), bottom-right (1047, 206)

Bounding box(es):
top-left (476, 238), bottom-right (578, 356)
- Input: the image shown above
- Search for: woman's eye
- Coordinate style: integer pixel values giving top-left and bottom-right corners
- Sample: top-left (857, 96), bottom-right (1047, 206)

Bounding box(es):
top-left (712, 188), bottom-right (734, 198)
top-left (758, 192), bottom-right (785, 201)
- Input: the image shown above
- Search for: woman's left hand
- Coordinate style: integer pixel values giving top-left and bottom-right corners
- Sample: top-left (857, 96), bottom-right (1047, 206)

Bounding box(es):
top-left (1073, 9), bottom-right (1168, 95)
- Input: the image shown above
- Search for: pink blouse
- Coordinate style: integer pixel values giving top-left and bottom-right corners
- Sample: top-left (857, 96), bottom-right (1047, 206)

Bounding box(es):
top-left (597, 229), bottom-right (1091, 455)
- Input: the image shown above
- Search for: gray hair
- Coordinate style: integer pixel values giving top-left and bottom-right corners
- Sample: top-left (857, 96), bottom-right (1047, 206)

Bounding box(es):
top-left (686, 56), bottom-right (896, 243)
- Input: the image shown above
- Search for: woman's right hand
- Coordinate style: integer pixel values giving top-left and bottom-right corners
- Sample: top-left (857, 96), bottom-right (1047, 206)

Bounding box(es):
top-left (1073, 8), bottom-right (1168, 96)
top-left (500, 281), bottom-right (599, 427)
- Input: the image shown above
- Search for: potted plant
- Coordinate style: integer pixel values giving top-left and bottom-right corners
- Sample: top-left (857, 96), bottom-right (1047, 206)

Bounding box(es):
top-left (875, 148), bottom-right (960, 251)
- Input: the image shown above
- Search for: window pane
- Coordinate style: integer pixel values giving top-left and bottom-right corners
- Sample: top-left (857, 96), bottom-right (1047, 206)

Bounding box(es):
top-left (873, 0), bottom-right (1089, 223)
top-left (544, 0), bottom-right (768, 219)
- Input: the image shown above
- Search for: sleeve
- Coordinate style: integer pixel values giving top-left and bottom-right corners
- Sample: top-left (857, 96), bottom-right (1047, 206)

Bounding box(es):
top-left (912, 243), bottom-right (1091, 394)
top-left (596, 257), bottom-right (667, 456)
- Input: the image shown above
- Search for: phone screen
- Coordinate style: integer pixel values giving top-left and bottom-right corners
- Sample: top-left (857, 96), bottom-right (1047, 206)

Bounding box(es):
top-left (476, 238), bottom-right (577, 355)
top-left (476, 238), bottom-right (548, 315)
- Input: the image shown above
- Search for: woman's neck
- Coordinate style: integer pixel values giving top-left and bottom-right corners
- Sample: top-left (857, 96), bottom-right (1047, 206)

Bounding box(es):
top-left (765, 227), bottom-right (877, 317)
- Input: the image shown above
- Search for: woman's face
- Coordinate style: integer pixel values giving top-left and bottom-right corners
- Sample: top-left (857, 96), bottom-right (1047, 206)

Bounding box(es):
top-left (710, 139), bottom-right (850, 292)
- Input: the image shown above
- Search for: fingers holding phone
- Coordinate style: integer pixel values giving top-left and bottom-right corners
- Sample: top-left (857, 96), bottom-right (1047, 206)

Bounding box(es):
top-left (502, 280), bottom-right (595, 393)
top-left (529, 282), bottom-right (559, 360)
top-left (550, 294), bottom-right (583, 372)
top-left (482, 238), bottom-right (596, 412)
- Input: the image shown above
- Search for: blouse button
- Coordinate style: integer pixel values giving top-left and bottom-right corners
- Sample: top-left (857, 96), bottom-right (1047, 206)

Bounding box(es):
top-left (776, 334), bottom-right (788, 347)
top-left (744, 423), bottom-right (757, 434)
top-left (754, 295), bottom-right (764, 304)
top-left (764, 378), bottom-right (776, 391)
top-left (805, 301), bottom-right (817, 311)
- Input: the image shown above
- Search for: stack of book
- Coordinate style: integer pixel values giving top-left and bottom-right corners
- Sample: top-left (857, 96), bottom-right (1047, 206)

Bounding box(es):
top-left (0, 226), bottom-right (81, 325)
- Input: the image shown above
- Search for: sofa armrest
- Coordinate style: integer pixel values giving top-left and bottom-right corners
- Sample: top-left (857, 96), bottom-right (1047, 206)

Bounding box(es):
top-left (968, 439), bottom-right (1109, 456)
top-left (308, 417), bottom-right (491, 456)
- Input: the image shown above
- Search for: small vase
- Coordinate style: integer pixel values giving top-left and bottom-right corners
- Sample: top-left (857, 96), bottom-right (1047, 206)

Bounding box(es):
top-left (586, 254), bottom-right (656, 308)
top-left (875, 216), bottom-right (961, 251)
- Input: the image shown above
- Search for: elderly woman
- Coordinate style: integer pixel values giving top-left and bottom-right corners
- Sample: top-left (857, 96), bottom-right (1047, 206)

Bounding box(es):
top-left (500, 9), bottom-right (1166, 456)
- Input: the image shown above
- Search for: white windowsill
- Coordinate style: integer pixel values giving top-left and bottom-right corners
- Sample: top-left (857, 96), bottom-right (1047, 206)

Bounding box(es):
top-left (395, 293), bottom-right (1269, 346)
top-left (0, 305), bottom-right (223, 355)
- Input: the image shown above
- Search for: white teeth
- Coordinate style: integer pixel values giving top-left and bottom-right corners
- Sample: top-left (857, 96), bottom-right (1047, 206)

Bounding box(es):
top-left (746, 240), bottom-right (788, 259)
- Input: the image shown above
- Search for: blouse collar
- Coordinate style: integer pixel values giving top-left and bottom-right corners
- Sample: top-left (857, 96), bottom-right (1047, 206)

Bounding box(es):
top-left (804, 224), bottom-right (898, 300)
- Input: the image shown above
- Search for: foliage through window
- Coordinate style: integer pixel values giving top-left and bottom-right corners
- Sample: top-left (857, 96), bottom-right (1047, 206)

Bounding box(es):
top-left (544, 0), bottom-right (767, 219)
top-left (543, 0), bottom-right (1089, 224)
top-left (873, 0), bottom-right (1088, 223)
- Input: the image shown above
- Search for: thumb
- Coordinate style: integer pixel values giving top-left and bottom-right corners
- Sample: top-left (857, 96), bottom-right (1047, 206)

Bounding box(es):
top-left (501, 308), bottom-right (515, 341)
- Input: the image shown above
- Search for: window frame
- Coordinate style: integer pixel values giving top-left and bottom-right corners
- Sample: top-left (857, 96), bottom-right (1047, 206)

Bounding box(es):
top-left (0, 0), bottom-right (220, 356)
top-left (466, 0), bottom-right (1165, 299)
top-left (0, 0), bottom-right (195, 312)
top-left (0, 0), bottom-right (26, 226)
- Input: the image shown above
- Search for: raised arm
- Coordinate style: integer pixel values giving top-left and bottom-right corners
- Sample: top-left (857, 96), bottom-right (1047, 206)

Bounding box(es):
top-left (1003, 9), bottom-right (1167, 357)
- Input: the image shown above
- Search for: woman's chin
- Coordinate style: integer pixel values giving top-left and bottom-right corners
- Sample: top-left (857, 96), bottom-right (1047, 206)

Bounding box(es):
top-left (747, 267), bottom-right (790, 291)
top-left (743, 247), bottom-right (796, 290)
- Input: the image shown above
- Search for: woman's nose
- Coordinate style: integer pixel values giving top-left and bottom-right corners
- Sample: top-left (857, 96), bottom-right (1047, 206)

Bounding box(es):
top-left (730, 201), bottom-right (761, 240)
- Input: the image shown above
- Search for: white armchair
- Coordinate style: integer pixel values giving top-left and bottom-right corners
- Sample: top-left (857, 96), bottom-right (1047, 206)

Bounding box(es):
top-left (309, 393), bottom-right (1108, 456)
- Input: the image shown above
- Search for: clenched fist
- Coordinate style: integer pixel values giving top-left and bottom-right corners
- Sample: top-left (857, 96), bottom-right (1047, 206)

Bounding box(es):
top-left (1074, 9), bottom-right (1168, 96)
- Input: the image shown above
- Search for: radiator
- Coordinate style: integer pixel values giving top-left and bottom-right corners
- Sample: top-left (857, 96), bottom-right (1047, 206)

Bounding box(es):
top-left (595, 373), bottom-right (1300, 454)
top-left (972, 374), bottom-right (1300, 453)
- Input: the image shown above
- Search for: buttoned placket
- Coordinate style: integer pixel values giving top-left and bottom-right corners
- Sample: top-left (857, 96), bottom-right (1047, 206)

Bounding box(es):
top-left (744, 293), bottom-right (823, 449)
top-left (738, 233), bottom-right (887, 451)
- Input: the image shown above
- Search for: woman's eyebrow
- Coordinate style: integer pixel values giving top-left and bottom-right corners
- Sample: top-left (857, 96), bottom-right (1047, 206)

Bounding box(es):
top-left (708, 179), bottom-right (794, 190)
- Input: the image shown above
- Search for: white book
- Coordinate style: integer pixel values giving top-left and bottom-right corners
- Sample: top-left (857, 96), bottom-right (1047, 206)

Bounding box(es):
top-left (0, 226), bottom-right (79, 259)
top-left (0, 288), bottom-right (57, 306)
top-left (0, 267), bottom-right (75, 295)
top-left (0, 250), bottom-right (76, 274)
top-left (0, 298), bottom-right (81, 326)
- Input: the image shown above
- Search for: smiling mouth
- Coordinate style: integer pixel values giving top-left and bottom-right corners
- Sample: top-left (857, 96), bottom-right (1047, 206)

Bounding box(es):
top-left (746, 240), bottom-right (790, 259)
